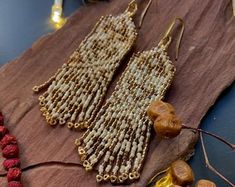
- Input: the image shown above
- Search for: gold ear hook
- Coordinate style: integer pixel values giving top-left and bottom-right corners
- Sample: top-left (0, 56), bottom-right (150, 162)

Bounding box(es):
top-left (125, 0), bottom-right (138, 18)
top-left (138, 0), bottom-right (153, 28)
top-left (161, 18), bottom-right (185, 60)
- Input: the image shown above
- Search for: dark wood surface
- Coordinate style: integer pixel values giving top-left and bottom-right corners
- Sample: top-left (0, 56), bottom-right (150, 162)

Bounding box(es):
top-left (0, 0), bottom-right (234, 186)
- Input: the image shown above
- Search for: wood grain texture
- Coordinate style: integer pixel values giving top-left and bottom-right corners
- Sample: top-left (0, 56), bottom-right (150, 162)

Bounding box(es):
top-left (0, 0), bottom-right (234, 186)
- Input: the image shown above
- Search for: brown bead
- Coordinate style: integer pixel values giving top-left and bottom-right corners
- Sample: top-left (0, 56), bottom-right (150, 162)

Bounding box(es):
top-left (154, 114), bottom-right (182, 138)
top-left (195, 179), bottom-right (217, 187)
top-left (170, 160), bottom-right (194, 186)
top-left (147, 100), bottom-right (175, 121)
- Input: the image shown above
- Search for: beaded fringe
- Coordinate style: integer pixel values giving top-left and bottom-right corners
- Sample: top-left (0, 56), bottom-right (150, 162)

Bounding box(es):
top-left (33, 5), bottom-right (137, 129)
top-left (75, 41), bottom-right (176, 184)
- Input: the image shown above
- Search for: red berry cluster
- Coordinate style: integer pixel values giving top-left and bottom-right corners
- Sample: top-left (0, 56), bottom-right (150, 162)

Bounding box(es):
top-left (0, 112), bottom-right (22, 187)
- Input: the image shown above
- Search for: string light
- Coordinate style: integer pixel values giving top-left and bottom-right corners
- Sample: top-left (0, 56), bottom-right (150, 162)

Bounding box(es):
top-left (51, 0), bottom-right (66, 29)
top-left (233, 0), bottom-right (235, 16)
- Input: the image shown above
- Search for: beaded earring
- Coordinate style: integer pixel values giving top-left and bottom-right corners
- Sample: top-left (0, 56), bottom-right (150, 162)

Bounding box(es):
top-left (33, 1), bottom-right (138, 129)
top-left (75, 18), bottom-right (185, 184)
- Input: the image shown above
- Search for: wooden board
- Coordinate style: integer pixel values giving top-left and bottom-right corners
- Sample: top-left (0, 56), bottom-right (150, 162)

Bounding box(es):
top-left (0, 0), bottom-right (234, 186)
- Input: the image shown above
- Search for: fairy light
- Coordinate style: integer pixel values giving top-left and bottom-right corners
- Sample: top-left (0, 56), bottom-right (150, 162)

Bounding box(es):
top-left (51, 0), bottom-right (66, 29)
top-left (233, 0), bottom-right (235, 16)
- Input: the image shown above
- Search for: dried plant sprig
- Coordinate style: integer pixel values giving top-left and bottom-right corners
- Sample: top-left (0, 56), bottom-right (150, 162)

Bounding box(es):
top-left (182, 124), bottom-right (235, 150)
top-left (82, 0), bottom-right (108, 4)
top-left (147, 100), bottom-right (235, 149)
top-left (147, 100), bottom-right (234, 186)
top-left (200, 133), bottom-right (235, 187)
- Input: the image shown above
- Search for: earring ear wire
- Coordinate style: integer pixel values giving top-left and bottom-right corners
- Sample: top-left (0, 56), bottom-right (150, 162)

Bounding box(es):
top-left (138, 0), bottom-right (153, 28)
top-left (160, 18), bottom-right (185, 60)
top-left (137, 0), bottom-right (184, 60)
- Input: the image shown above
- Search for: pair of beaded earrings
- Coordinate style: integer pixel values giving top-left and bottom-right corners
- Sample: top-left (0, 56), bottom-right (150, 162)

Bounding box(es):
top-left (33, 0), bottom-right (185, 184)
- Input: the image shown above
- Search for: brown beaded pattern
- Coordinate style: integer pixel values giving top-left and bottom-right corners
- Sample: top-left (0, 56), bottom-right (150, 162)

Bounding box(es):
top-left (33, 5), bottom-right (137, 129)
top-left (75, 40), bottom-right (176, 184)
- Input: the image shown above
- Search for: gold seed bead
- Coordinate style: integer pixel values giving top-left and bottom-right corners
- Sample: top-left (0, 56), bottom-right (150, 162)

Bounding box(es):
top-left (38, 96), bottom-right (44, 101)
top-left (96, 175), bottom-right (103, 183)
top-left (45, 114), bottom-right (50, 120)
top-left (103, 174), bottom-right (110, 181)
top-left (40, 107), bottom-right (47, 113)
top-left (59, 119), bottom-right (65, 125)
top-left (78, 147), bottom-right (86, 156)
top-left (74, 123), bottom-right (81, 129)
top-left (83, 160), bottom-right (92, 171)
top-left (110, 175), bottom-right (117, 183)
top-left (39, 100), bottom-right (46, 106)
top-left (129, 172), bottom-right (135, 180)
top-left (122, 173), bottom-right (128, 180)
top-left (80, 154), bottom-right (87, 162)
top-left (133, 171), bottom-right (140, 179)
top-left (48, 118), bottom-right (54, 125)
top-left (74, 139), bottom-right (81, 146)
top-left (118, 175), bottom-right (124, 183)
top-left (67, 122), bottom-right (74, 129)
top-left (32, 86), bottom-right (39, 92)
top-left (51, 119), bottom-right (57, 125)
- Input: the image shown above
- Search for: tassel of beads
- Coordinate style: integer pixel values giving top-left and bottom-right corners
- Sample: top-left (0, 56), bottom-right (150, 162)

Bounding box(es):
top-left (76, 42), bottom-right (175, 184)
top-left (0, 112), bottom-right (23, 187)
top-left (33, 4), bottom-right (138, 130)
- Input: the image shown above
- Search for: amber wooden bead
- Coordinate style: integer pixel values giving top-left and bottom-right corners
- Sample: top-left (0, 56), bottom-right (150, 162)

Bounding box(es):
top-left (195, 179), bottom-right (217, 187)
top-left (147, 100), bottom-right (175, 121)
top-left (154, 114), bottom-right (182, 138)
top-left (170, 160), bottom-right (194, 186)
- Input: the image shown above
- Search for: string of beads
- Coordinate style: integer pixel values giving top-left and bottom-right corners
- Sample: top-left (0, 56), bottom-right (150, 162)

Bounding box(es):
top-left (33, 4), bottom-right (137, 130)
top-left (75, 40), bottom-right (175, 184)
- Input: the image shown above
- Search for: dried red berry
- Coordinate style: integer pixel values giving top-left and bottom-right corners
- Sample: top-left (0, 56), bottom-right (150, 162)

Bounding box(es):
top-left (0, 134), bottom-right (17, 149)
top-left (7, 181), bottom-right (23, 187)
top-left (7, 168), bottom-right (21, 181)
top-left (3, 158), bottom-right (21, 170)
top-left (0, 115), bottom-right (4, 126)
top-left (0, 126), bottom-right (8, 139)
top-left (3, 144), bottom-right (19, 158)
